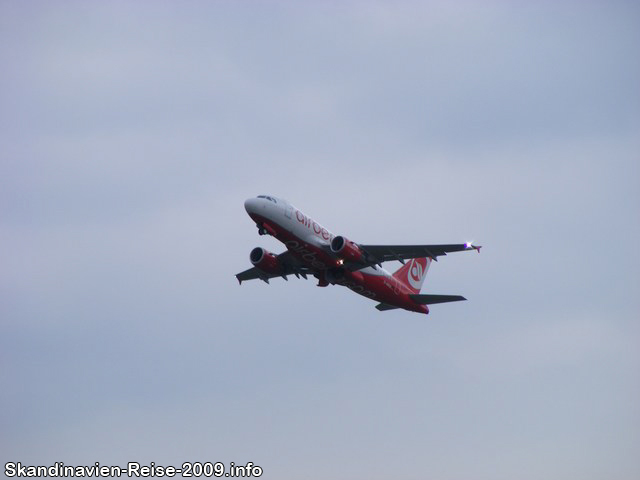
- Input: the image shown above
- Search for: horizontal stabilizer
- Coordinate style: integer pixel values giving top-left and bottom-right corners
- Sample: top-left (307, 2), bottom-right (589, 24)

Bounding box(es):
top-left (409, 294), bottom-right (466, 305)
top-left (375, 303), bottom-right (400, 311)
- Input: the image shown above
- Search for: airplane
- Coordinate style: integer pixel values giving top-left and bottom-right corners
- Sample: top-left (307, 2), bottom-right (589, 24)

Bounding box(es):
top-left (236, 195), bottom-right (481, 314)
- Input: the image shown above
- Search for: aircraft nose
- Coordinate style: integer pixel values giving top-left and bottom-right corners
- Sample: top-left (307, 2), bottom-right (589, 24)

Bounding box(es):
top-left (244, 197), bottom-right (261, 214)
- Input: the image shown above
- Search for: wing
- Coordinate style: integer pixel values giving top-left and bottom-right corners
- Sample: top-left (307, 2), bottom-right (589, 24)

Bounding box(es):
top-left (358, 243), bottom-right (481, 266)
top-left (235, 251), bottom-right (313, 284)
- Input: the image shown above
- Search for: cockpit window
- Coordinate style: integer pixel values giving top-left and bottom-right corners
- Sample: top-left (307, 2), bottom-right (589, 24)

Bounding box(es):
top-left (257, 195), bottom-right (277, 203)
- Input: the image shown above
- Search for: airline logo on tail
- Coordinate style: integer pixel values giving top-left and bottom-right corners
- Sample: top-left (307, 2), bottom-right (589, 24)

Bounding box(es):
top-left (392, 257), bottom-right (431, 294)
top-left (408, 258), bottom-right (426, 290)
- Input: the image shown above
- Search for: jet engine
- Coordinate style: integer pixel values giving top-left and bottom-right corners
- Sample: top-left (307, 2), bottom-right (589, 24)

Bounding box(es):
top-left (330, 235), bottom-right (366, 263)
top-left (250, 247), bottom-right (280, 274)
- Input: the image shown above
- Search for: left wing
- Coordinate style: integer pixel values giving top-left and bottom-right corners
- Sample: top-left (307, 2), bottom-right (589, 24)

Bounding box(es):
top-left (359, 243), bottom-right (480, 264)
top-left (236, 251), bottom-right (312, 284)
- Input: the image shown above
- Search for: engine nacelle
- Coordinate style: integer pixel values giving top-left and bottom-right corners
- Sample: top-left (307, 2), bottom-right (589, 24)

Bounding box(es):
top-left (330, 235), bottom-right (366, 263)
top-left (250, 247), bottom-right (280, 274)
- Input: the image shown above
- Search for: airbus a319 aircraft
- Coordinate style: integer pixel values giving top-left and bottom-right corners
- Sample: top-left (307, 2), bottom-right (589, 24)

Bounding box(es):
top-left (236, 195), bottom-right (481, 314)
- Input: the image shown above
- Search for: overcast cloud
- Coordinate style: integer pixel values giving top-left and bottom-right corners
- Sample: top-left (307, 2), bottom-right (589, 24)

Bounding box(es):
top-left (1, 2), bottom-right (639, 479)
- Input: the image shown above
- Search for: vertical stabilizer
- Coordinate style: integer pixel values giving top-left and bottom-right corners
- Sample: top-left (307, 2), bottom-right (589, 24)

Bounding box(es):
top-left (392, 257), bottom-right (431, 294)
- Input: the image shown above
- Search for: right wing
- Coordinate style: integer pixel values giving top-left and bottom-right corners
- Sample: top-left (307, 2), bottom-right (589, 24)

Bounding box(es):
top-left (235, 251), bottom-right (313, 284)
top-left (359, 243), bottom-right (480, 264)
top-left (338, 243), bottom-right (481, 271)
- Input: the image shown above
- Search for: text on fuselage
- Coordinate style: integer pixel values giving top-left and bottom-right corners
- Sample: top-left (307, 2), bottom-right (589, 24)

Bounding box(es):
top-left (296, 210), bottom-right (334, 242)
top-left (285, 240), bottom-right (327, 271)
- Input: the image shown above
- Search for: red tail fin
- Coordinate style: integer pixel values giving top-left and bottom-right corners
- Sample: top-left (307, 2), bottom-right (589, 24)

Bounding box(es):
top-left (392, 257), bottom-right (431, 294)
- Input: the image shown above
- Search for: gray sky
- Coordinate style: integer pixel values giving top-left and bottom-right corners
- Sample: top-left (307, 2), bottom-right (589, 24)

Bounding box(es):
top-left (1, 1), bottom-right (639, 479)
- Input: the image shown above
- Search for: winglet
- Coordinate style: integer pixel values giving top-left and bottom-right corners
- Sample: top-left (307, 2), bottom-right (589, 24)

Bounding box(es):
top-left (465, 242), bottom-right (482, 253)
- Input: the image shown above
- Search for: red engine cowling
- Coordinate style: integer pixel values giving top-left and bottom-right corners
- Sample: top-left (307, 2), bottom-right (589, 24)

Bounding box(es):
top-left (250, 247), bottom-right (280, 274)
top-left (330, 236), bottom-right (365, 262)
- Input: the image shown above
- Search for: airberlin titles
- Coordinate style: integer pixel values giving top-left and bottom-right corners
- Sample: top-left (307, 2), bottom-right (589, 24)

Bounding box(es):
top-left (295, 209), bottom-right (333, 242)
top-left (291, 210), bottom-right (376, 297)
top-left (289, 209), bottom-right (337, 270)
